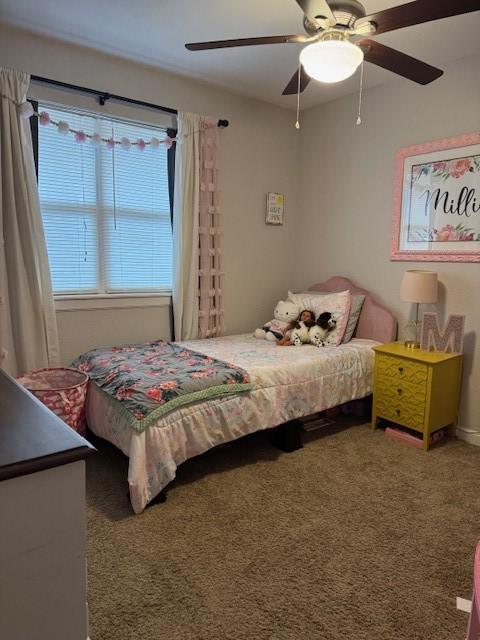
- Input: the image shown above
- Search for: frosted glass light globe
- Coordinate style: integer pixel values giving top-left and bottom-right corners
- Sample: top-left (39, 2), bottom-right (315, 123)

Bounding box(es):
top-left (299, 40), bottom-right (364, 83)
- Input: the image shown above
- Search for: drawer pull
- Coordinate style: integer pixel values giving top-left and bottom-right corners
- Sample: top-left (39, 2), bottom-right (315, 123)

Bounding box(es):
top-left (397, 388), bottom-right (402, 395)
top-left (398, 366), bottom-right (404, 373)
top-left (396, 409), bottom-right (401, 416)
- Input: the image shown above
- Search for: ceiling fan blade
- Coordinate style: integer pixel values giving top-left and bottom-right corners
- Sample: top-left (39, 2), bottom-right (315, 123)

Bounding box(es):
top-left (185, 35), bottom-right (308, 51)
top-left (295, 0), bottom-right (336, 26)
top-left (356, 0), bottom-right (480, 36)
top-left (359, 39), bottom-right (443, 85)
top-left (282, 65), bottom-right (311, 95)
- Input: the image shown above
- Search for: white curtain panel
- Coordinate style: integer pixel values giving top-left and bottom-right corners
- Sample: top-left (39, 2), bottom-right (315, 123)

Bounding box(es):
top-left (0, 67), bottom-right (59, 375)
top-left (172, 111), bottom-right (200, 340)
top-left (172, 111), bottom-right (224, 341)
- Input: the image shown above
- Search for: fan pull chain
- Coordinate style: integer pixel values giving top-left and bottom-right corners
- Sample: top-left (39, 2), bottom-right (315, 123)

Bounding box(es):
top-left (295, 63), bottom-right (301, 129)
top-left (356, 61), bottom-right (365, 126)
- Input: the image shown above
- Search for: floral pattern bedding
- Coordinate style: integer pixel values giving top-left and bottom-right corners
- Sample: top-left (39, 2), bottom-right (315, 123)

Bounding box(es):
top-left (85, 334), bottom-right (378, 513)
top-left (73, 340), bottom-right (252, 432)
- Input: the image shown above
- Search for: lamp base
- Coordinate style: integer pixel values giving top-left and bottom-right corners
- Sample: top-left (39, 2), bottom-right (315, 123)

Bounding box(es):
top-left (403, 318), bottom-right (422, 349)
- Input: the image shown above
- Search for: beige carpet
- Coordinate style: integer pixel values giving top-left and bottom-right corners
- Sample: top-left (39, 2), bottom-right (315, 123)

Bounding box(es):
top-left (86, 421), bottom-right (480, 640)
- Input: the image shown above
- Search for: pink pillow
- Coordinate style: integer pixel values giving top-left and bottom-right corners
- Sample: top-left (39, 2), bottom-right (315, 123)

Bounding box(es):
top-left (287, 290), bottom-right (352, 346)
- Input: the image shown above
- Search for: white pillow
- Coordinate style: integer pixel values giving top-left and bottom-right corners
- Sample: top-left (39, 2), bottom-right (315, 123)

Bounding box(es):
top-left (292, 291), bottom-right (366, 343)
top-left (287, 290), bottom-right (352, 346)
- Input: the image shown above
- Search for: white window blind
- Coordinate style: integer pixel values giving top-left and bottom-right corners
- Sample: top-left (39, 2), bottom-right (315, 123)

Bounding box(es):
top-left (38, 104), bottom-right (173, 295)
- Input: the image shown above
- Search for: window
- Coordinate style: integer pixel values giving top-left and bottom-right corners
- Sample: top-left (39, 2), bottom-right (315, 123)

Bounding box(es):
top-left (38, 104), bottom-right (173, 295)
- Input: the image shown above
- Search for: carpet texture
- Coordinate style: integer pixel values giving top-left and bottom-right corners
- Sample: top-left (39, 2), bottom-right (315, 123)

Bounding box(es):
top-left (86, 422), bottom-right (480, 640)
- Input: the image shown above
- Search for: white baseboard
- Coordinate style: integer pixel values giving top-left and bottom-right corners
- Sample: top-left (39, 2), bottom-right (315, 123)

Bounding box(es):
top-left (455, 426), bottom-right (480, 447)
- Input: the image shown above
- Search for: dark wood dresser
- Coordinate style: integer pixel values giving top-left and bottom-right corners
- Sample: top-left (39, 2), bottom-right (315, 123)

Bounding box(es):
top-left (0, 368), bottom-right (95, 640)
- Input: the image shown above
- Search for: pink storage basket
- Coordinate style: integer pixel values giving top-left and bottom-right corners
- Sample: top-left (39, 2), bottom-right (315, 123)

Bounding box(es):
top-left (17, 368), bottom-right (89, 435)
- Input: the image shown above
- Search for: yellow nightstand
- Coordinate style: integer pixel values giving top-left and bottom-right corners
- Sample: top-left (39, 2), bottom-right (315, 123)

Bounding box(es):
top-left (371, 342), bottom-right (463, 450)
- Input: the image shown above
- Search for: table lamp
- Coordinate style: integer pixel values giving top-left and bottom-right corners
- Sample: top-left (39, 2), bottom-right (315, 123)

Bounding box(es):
top-left (400, 270), bottom-right (438, 348)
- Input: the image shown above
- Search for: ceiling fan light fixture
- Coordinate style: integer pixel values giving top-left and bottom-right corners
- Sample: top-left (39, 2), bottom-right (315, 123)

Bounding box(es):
top-left (299, 40), bottom-right (364, 83)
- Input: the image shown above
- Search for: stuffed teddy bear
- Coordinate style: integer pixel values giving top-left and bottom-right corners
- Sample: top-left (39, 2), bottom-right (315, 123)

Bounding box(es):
top-left (254, 299), bottom-right (300, 342)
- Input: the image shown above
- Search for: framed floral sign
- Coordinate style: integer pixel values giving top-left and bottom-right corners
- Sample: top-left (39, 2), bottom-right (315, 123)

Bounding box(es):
top-left (391, 132), bottom-right (480, 262)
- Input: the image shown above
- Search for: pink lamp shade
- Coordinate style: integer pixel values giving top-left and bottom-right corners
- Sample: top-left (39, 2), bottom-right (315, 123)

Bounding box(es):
top-left (400, 270), bottom-right (438, 304)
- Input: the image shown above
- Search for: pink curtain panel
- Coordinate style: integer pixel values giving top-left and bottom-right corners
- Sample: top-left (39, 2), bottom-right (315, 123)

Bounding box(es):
top-left (198, 117), bottom-right (224, 339)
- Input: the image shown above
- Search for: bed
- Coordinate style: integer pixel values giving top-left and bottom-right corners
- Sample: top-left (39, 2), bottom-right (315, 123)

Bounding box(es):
top-left (84, 277), bottom-right (397, 513)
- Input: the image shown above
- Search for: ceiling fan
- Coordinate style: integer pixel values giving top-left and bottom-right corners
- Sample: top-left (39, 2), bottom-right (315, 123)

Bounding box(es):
top-left (185, 0), bottom-right (480, 94)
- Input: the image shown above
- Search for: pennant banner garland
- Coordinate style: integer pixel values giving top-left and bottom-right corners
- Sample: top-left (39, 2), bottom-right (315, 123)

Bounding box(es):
top-left (19, 102), bottom-right (176, 150)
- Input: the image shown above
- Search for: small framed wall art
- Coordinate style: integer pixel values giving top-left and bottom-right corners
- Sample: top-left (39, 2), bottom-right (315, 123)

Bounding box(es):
top-left (266, 192), bottom-right (284, 225)
top-left (391, 132), bottom-right (480, 262)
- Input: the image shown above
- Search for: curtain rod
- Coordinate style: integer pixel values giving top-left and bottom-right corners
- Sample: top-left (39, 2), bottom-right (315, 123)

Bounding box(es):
top-left (30, 75), bottom-right (229, 128)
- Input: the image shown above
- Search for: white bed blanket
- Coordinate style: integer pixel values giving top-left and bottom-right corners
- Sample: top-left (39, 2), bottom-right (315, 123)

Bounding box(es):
top-left (86, 334), bottom-right (378, 513)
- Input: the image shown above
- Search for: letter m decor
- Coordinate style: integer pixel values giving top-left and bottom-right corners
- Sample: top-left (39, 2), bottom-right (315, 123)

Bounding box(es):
top-left (420, 312), bottom-right (465, 353)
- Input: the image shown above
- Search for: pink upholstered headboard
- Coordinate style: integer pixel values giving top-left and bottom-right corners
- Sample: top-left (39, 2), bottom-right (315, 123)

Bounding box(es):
top-left (309, 276), bottom-right (397, 344)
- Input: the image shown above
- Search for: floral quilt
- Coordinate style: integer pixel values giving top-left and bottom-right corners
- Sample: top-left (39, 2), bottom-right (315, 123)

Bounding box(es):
top-left (73, 340), bottom-right (252, 432)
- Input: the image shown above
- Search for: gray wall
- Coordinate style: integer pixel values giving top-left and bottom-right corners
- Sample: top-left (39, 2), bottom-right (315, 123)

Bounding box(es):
top-left (294, 53), bottom-right (480, 436)
top-left (0, 23), bottom-right (299, 362)
top-left (1, 23), bottom-right (479, 436)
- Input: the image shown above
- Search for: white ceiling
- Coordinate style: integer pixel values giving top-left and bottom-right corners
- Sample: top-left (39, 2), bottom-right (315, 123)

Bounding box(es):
top-left (1, 0), bottom-right (479, 110)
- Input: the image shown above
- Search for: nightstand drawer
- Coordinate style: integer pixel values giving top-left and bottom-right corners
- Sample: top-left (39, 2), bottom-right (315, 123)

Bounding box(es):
top-left (376, 354), bottom-right (428, 386)
top-left (375, 377), bottom-right (427, 402)
top-left (375, 395), bottom-right (425, 432)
